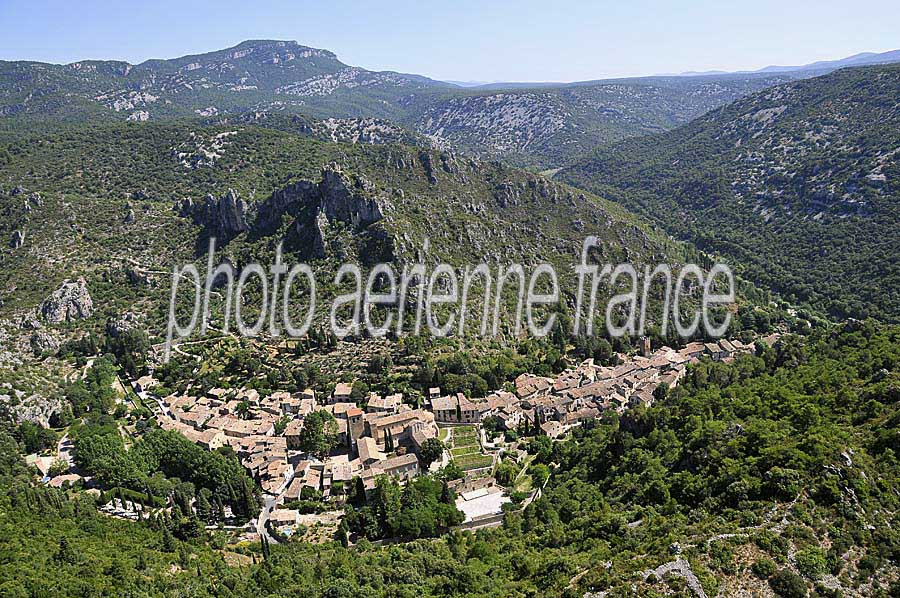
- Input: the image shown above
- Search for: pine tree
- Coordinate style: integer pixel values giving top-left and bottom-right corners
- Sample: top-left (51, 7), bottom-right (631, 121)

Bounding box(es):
top-left (54, 536), bottom-right (77, 564)
top-left (440, 480), bottom-right (454, 505)
top-left (212, 495), bottom-right (225, 522)
top-left (352, 476), bottom-right (367, 506)
top-left (196, 488), bottom-right (212, 523)
top-left (260, 535), bottom-right (270, 560)
top-left (337, 520), bottom-right (349, 548)
top-left (161, 527), bottom-right (176, 552)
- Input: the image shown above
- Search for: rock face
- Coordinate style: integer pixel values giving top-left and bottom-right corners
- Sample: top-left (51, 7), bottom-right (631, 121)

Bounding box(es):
top-left (181, 188), bottom-right (253, 239)
top-left (318, 164), bottom-right (385, 227)
top-left (40, 278), bottom-right (93, 323)
top-left (18, 313), bottom-right (42, 330)
top-left (419, 151), bottom-right (438, 184)
top-left (106, 312), bottom-right (139, 338)
top-left (30, 330), bottom-right (59, 355)
top-left (255, 163), bottom-right (387, 232)
top-left (9, 230), bottom-right (24, 248)
top-left (178, 163), bottom-right (389, 259)
top-left (175, 197), bottom-right (194, 217)
top-left (256, 163), bottom-right (388, 259)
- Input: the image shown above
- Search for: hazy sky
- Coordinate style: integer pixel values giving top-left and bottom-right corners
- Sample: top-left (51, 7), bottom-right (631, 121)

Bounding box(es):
top-left (1, 0), bottom-right (897, 82)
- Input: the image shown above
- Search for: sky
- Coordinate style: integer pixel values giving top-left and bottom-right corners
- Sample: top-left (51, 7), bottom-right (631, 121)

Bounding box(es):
top-left (1, 0), bottom-right (898, 82)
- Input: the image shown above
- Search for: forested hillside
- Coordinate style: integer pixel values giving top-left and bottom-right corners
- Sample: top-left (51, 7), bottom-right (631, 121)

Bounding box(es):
top-left (0, 118), bottom-right (679, 321)
top-left (562, 64), bottom-right (900, 322)
top-left (2, 321), bottom-right (898, 596)
top-left (0, 117), bottom-right (696, 428)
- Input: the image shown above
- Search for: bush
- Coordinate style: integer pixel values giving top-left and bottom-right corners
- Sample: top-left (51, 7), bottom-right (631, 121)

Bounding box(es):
top-left (754, 531), bottom-right (790, 561)
top-left (795, 547), bottom-right (827, 579)
top-left (769, 569), bottom-right (807, 598)
top-left (752, 557), bottom-right (777, 579)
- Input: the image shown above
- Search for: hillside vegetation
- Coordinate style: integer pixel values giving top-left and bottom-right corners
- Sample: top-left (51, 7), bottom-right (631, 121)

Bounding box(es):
top-left (2, 321), bottom-right (898, 596)
top-left (562, 64), bottom-right (900, 322)
top-left (0, 40), bottom-right (808, 169)
top-left (0, 119), bottom-right (678, 318)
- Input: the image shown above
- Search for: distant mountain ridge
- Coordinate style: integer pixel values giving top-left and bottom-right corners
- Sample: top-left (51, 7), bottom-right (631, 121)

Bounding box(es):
top-left (753, 48), bottom-right (900, 74)
top-left (0, 39), bottom-right (451, 124)
top-left (2, 40), bottom-right (899, 169)
top-left (438, 48), bottom-right (900, 86)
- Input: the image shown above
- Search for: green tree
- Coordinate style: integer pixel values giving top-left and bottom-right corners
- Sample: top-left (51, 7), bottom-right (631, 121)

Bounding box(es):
top-left (530, 463), bottom-right (550, 487)
top-left (418, 438), bottom-right (444, 469)
top-left (769, 569), bottom-right (807, 598)
top-left (298, 410), bottom-right (339, 458)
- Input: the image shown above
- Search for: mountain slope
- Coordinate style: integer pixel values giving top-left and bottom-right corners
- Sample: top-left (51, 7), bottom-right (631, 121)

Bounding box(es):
top-left (0, 40), bottom-right (451, 125)
top-left (561, 64), bottom-right (900, 322)
top-left (0, 119), bottom-right (681, 336)
top-left (7, 40), bottom-right (895, 170)
top-left (406, 73), bottom-right (797, 168)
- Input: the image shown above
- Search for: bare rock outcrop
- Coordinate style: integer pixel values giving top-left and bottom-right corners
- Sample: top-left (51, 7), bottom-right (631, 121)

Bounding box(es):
top-left (175, 164), bottom-right (390, 260)
top-left (30, 330), bottom-right (59, 355)
top-left (106, 312), bottom-right (140, 338)
top-left (179, 189), bottom-right (253, 239)
top-left (318, 163), bottom-right (386, 227)
top-left (9, 230), bottom-right (24, 248)
top-left (419, 151), bottom-right (438, 184)
top-left (125, 266), bottom-right (156, 287)
top-left (40, 278), bottom-right (93, 323)
top-left (19, 313), bottom-right (42, 330)
top-left (254, 163), bottom-right (389, 259)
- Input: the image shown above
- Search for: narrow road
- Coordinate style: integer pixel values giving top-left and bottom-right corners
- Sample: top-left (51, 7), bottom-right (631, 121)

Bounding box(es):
top-left (255, 494), bottom-right (279, 544)
top-left (57, 433), bottom-right (74, 468)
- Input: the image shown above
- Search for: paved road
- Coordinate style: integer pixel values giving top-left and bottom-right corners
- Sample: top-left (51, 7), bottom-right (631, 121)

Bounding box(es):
top-left (255, 494), bottom-right (279, 544)
top-left (57, 433), bottom-right (74, 466)
top-left (138, 388), bottom-right (172, 419)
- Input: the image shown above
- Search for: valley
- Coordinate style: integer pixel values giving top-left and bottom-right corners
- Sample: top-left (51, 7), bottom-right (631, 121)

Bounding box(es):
top-left (0, 29), bottom-right (898, 598)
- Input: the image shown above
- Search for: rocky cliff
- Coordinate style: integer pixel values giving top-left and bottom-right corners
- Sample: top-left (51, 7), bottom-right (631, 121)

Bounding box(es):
top-left (39, 278), bottom-right (93, 323)
top-left (179, 162), bottom-right (389, 258)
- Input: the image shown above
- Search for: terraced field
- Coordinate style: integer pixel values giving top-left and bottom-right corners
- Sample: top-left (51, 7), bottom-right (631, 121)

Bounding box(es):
top-left (449, 426), bottom-right (494, 471)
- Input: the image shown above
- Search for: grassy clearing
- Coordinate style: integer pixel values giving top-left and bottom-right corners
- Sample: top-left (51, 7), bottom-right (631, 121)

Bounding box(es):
top-left (452, 427), bottom-right (479, 444)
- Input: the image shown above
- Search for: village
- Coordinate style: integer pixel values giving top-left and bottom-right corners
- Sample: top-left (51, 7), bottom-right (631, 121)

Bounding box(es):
top-left (104, 335), bottom-right (765, 540)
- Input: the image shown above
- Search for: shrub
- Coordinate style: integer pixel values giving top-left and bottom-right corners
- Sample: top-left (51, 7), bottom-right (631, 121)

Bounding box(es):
top-left (769, 569), bottom-right (807, 598)
top-left (752, 557), bottom-right (777, 579)
top-left (795, 547), bottom-right (827, 579)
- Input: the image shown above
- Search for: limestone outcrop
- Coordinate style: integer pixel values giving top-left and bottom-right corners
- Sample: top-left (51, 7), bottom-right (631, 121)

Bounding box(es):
top-left (40, 278), bottom-right (93, 323)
